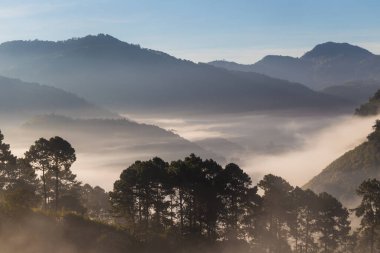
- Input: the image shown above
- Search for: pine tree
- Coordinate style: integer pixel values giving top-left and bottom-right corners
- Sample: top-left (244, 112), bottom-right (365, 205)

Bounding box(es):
top-left (354, 179), bottom-right (380, 253)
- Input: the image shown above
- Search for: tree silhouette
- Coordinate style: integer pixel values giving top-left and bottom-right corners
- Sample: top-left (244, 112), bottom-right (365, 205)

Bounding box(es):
top-left (0, 131), bottom-right (40, 210)
top-left (317, 192), bottom-right (350, 253)
top-left (218, 163), bottom-right (252, 240)
top-left (25, 136), bottom-right (76, 211)
top-left (1, 132), bottom-right (379, 253)
top-left (3, 158), bottom-right (40, 210)
top-left (81, 184), bottom-right (110, 220)
top-left (289, 187), bottom-right (320, 253)
top-left (354, 178), bottom-right (380, 253)
top-left (25, 138), bottom-right (52, 208)
top-left (110, 155), bottom-right (261, 244)
top-left (0, 130), bottom-right (17, 190)
top-left (258, 174), bottom-right (294, 253)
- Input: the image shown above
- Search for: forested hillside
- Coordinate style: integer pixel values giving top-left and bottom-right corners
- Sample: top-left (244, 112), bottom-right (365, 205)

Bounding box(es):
top-left (355, 89), bottom-right (380, 116)
top-left (0, 129), bottom-right (377, 253)
top-left (304, 120), bottom-right (380, 205)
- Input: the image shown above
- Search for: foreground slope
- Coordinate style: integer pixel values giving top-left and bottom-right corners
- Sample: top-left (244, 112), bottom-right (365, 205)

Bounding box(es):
top-left (210, 42), bottom-right (380, 90)
top-left (0, 34), bottom-right (349, 114)
top-left (0, 212), bottom-right (135, 253)
top-left (304, 120), bottom-right (380, 205)
top-left (0, 75), bottom-right (116, 120)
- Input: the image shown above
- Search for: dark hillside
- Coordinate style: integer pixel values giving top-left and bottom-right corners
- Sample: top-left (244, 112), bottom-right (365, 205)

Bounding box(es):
top-left (304, 120), bottom-right (380, 205)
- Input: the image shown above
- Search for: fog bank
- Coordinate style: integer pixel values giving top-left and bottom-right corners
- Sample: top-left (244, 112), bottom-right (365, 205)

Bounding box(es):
top-left (1, 112), bottom-right (376, 191)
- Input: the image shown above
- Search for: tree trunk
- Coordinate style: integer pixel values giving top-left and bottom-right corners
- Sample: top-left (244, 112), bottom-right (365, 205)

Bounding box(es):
top-left (55, 169), bottom-right (59, 212)
top-left (370, 223), bottom-right (374, 253)
top-left (42, 167), bottom-right (47, 208)
top-left (155, 185), bottom-right (160, 228)
top-left (179, 189), bottom-right (184, 235)
top-left (269, 213), bottom-right (273, 253)
top-left (277, 219), bottom-right (281, 253)
top-left (170, 194), bottom-right (174, 225)
top-left (138, 189), bottom-right (142, 224)
top-left (189, 196), bottom-right (194, 231)
top-left (144, 194), bottom-right (149, 229)
top-left (305, 216), bottom-right (309, 253)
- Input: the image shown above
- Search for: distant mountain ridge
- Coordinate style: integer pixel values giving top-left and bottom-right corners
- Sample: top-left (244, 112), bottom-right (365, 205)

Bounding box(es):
top-left (0, 34), bottom-right (175, 62)
top-left (0, 34), bottom-right (350, 114)
top-left (209, 42), bottom-right (380, 90)
top-left (21, 114), bottom-right (224, 167)
top-left (0, 75), bottom-right (116, 120)
top-left (322, 80), bottom-right (380, 106)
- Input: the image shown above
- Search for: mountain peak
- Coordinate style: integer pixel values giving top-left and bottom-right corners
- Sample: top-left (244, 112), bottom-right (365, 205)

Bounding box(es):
top-left (64, 34), bottom-right (123, 45)
top-left (301, 42), bottom-right (373, 60)
top-left (0, 34), bottom-right (132, 55)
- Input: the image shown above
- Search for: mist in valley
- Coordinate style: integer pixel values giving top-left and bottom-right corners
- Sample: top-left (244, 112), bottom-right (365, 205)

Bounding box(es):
top-left (0, 110), bottom-right (375, 191)
top-left (126, 111), bottom-right (379, 187)
top-left (0, 108), bottom-right (375, 253)
top-left (2, 1), bottom-right (380, 252)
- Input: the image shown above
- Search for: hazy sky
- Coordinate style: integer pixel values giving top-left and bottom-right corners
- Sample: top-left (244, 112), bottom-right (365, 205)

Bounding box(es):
top-left (1, 0), bottom-right (380, 63)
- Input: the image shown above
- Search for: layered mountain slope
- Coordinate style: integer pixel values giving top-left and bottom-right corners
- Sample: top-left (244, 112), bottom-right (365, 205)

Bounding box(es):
top-left (354, 88), bottom-right (380, 116)
top-left (0, 35), bottom-right (349, 114)
top-left (0, 75), bottom-right (116, 120)
top-left (304, 121), bottom-right (380, 205)
top-left (20, 114), bottom-right (222, 168)
top-left (322, 80), bottom-right (380, 105)
top-left (209, 42), bottom-right (380, 90)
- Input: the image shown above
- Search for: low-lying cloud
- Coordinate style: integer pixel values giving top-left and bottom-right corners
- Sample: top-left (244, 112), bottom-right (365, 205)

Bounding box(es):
top-left (241, 115), bottom-right (378, 186)
top-left (1, 112), bottom-right (377, 191)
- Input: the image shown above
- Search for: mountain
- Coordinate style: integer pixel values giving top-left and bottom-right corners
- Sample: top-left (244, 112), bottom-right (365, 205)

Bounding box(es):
top-left (0, 35), bottom-right (350, 114)
top-left (22, 115), bottom-right (219, 158)
top-left (322, 80), bottom-right (380, 105)
top-left (303, 120), bottom-right (380, 205)
top-left (194, 137), bottom-right (246, 162)
top-left (301, 42), bottom-right (373, 60)
top-left (0, 75), bottom-right (116, 120)
top-left (355, 88), bottom-right (380, 116)
top-left (207, 60), bottom-right (255, 72)
top-left (16, 115), bottom-right (223, 187)
top-left (209, 42), bottom-right (380, 90)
